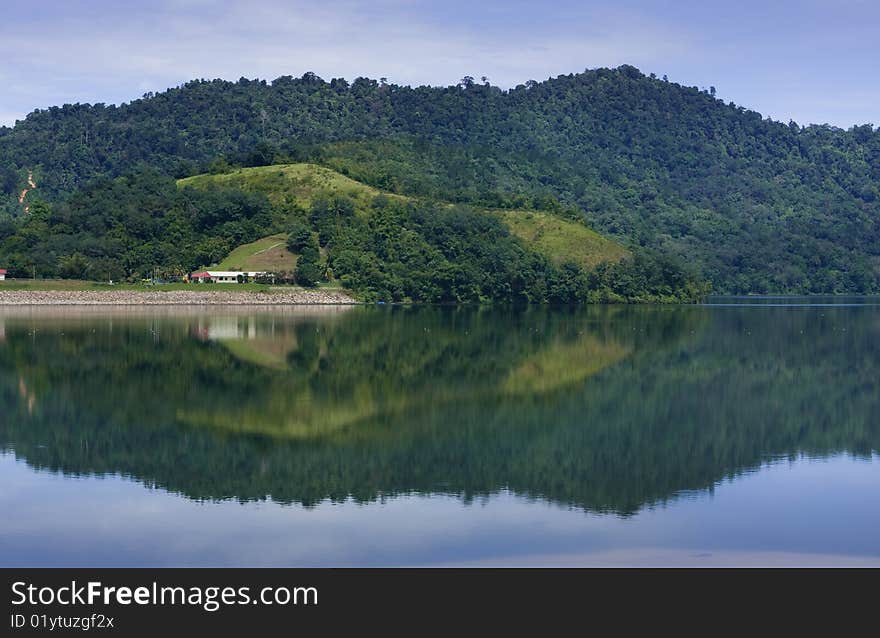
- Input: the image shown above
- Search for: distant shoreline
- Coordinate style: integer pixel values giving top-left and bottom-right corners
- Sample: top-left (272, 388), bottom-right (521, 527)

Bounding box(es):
top-left (0, 289), bottom-right (358, 306)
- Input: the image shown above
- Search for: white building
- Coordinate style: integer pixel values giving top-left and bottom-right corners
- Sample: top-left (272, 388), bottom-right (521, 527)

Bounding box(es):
top-left (189, 271), bottom-right (268, 284)
top-left (0, 269), bottom-right (6, 281)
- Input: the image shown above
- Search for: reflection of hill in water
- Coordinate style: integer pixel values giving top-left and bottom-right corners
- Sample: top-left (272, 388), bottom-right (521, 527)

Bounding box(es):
top-left (1, 305), bottom-right (879, 515)
top-left (180, 310), bottom-right (634, 437)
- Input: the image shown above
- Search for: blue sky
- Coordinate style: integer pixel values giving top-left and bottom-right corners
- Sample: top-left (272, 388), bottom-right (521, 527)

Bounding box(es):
top-left (1, 0), bottom-right (877, 128)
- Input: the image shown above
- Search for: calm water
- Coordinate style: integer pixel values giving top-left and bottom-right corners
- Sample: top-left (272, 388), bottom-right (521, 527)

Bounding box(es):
top-left (1, 300), bottom-right (878, 566)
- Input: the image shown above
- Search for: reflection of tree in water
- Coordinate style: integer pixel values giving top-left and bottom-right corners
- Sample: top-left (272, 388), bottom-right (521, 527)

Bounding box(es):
top-left (1, 305), bottom-right (878, 515)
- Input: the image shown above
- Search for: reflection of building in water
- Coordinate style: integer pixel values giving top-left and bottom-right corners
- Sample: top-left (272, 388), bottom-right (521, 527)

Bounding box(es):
top-left (188, 315), bottom-right (299, 369)
top-left (0, 318), bottom-right (5, 342)
top-left (190, 316), bottom-right (266, 341)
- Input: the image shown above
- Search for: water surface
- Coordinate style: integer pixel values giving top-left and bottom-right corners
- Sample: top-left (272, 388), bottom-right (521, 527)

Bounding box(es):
top-left (1, 300), bottom-right (878, 566)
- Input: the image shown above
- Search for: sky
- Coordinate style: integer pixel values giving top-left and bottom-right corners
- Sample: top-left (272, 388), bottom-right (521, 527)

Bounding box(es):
top-left (1, 0), bottom-right (877, 129)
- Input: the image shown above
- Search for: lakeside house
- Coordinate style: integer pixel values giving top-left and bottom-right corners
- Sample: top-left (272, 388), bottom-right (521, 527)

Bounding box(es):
top-left (0, 269), bottom-right (6, 281)
top-left (189, 270), bottom-right (268, 284)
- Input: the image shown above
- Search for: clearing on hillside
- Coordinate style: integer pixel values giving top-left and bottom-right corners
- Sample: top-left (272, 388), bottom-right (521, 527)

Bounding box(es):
top-left (499, 210), bottom-right (629, 270)
top-left (179, 163), bottom-right (398, 211)
top-left (215, 233), bottom-right (297, 272)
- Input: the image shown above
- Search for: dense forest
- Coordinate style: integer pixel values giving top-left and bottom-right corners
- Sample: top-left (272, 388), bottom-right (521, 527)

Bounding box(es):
top-left (1, 65), bottom-right (878, 293)
top-left (0, 170), bottom-right (276, 282)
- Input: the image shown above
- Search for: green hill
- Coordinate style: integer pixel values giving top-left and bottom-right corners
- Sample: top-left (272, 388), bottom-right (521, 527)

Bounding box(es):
top-left (1, 66), bottom-right (878, 293)
top-left (181, 163), bottom-right (629, 274)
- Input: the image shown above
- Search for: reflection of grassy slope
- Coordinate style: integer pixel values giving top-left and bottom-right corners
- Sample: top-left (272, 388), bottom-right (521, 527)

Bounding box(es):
top-left (220, 336), bottom-right (298, 370)
top-left (216, 233), bottom-right (297, 271)
top-left (178, 399), bottom-right (375, 439)
top-left (180, 164), bottom-right (627, 273)
top-left (191, 311), bottom-right (634, 439)
top-left (503, 334), bottom-right (630, 395)
top-left (499, 211), bottom-right (629, 269)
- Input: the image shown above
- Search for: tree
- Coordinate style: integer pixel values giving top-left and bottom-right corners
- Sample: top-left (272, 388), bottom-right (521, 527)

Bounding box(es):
top-left (208, 157), bottom-right (232, 174)
top-left (286, 220), bottom-right (313, 252)
top-left (295, 236), bottom-right (323, 287)
top-left (309, 195), bottom-right (355, 246)
top-left (0, 165), bottom-right (17, 195)
top-left (244, 142), bottom-right (276, 167)
top-left (58, 253), bottom-right (91, 279)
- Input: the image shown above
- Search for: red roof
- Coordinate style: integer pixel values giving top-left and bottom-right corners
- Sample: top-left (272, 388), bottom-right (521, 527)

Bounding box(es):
top-left (0, 269), bottom-right (7, 275)
top-left (190, 272), bottom-right (211, 278)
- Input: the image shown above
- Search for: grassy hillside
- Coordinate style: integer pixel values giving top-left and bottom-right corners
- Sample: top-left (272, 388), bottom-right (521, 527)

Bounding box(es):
top-left (499, 210), bottom-right (629, 269)
top-left (182, 163), bottom-right (629, 273)
top-left (179, 163), bottom-right (400, 213)
top-left (215, 233), bottom-right (297, 272)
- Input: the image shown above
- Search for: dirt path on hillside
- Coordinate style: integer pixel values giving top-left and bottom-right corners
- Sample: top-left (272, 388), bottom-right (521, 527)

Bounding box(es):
top-left (18, 171), bottom-right (36, 212)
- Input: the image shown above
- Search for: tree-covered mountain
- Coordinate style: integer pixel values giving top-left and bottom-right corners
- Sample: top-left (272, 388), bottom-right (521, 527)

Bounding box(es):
top-left (1, 65), bottom-right (879, 293)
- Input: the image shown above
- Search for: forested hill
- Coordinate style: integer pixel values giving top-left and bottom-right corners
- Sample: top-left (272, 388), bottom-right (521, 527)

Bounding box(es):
top-left (2, 65), bottom-right (879, 293)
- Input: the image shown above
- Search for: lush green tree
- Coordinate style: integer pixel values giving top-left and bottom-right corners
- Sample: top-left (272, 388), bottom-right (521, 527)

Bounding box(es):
top-left (310, 195), bottom-right (356, 247)
top-left (58, 252), bottom-right (91, 279)
top-left (286, 220), bottom-right (313, 252)
top-left (0, 165), bottom-right (17, 196)
top-left (295, 236), bottom-right (323, 287)
top-left (243, 141), bottom-right (277, 168)
top-left (208, 157), bottom-right (232, 175)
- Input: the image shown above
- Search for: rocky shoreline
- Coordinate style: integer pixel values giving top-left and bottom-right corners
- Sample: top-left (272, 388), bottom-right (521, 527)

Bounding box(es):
top-left (0, 289), bottom-right (358, 305)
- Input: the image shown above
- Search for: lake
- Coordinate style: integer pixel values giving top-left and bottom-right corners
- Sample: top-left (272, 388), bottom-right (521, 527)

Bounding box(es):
top-left (1, 299), bottom-right (879, 566)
